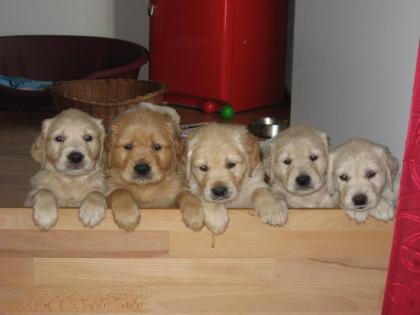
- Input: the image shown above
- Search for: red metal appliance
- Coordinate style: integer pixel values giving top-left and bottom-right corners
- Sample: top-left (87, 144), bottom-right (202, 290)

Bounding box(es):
top-left (149, 0), bottom-right (288, 112)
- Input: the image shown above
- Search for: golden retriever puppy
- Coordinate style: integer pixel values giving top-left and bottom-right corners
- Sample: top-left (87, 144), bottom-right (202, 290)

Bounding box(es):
top-left (25, 109), bottom-right (107, 230)
top-left (106, 103), bottom-right (201, 231)
top-left (327, 138), bottom-right (400, 223)
top-left (262, 125), bottom-right (338, 208)
top-left (183, 123), bottom-right (288, 235)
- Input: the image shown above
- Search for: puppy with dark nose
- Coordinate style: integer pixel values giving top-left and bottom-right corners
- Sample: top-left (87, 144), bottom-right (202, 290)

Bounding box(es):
top-left (327, 138), bottom-right (400, 223)
top-left (106, 103), bottom-right (203, 231)
top-left (25, 109), bottom-right (107, 230)
top-left (183, 123), bottom-right (288, 235)
top-left (262, 125), bottom-right (338, 209)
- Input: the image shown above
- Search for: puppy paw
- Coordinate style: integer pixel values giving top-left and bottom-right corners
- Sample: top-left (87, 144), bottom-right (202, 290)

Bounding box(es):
top-left (33, 203), bottom-right (58, 231)
top-left (252, 188), bottom-right (288, 226)
top-left (79, 195), bottom-right (107, 228)
top-left (182, 203), bottom-right (205, 232)
top-left (113, 206), bottom-right (140, 232)
top-left (257, 200), bottom-right (288, 226)
top-left (369, 201), bottom-right (395, 222)
top-left (259, 207), bottom-right (288, 226)
top-left (203, 204), bottom-right (229, 235)
top-left (32, 190), bottom-right (58, 231)
top-left (346, 210), bottom-right (369, 223)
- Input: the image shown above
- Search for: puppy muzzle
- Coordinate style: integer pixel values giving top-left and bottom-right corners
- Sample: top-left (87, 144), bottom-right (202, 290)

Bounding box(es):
top-left (211, 185), bottom-right (231, 200)
top-left (295, 174), bottom-right (312, 190)
top-left (64, 150), bottom-right (88, 173)
top-left (342, 188), bottom-right (377, 211)
top-left (132, 161), bottom-right (153, 181)
top-left (352, 193), bottom-right (368, 209)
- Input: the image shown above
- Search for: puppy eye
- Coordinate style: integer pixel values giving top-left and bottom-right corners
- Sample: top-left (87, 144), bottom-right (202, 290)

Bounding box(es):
top-left (152, 143), bottom-right (162, 151)
top-left (54, 135), bottom-right (65, 142)
top-left (83, 135), bottom-right (93, 142)
top-left (124, 143), bottom-right (133, 150)
top-left (309, 154), bottom-right (318, 162)
top-left (226, 162), bottom-right (236, 169)
top-left (339, 174), bottom-right (350, 181)
top-left (366, 170), bottom-right (377, 179)
top-left (199, 165), bottom-right (208, 172)
top-left (283, 158), bottom-right (292, 165)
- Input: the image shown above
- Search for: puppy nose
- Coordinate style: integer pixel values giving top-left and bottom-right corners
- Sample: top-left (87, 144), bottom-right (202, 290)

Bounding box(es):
top-left (67, 151), bottom-right (84, 164)
top-left (211, 186), bottom-right (228, 198)
top-left (295, 174), bottom-right (311, 187)
top-left (134, 163), bottom-right (151, 175)
top-left (352, 193), bottom-right (368, 206)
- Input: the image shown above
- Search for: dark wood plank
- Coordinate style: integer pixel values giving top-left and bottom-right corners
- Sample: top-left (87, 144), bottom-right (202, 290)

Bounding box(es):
top-left (0, 230), bottom-right (169, 258)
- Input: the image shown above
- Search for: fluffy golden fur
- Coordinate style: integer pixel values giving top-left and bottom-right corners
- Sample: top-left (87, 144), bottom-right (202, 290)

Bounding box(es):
top-left (262, 125), bottom-right (338, 208)
top-left (327, 138), bottom-right (399, 223)
top-left (183, 123), bottom-right (288, 234)
top-left (106, 103), bottom-right (200, 231)
top-left (25, 109), bottom-right (107, 230)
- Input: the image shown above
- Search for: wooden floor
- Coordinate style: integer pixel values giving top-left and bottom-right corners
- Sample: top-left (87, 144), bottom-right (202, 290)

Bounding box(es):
top-left (0, 207), bottom-right (393, 314)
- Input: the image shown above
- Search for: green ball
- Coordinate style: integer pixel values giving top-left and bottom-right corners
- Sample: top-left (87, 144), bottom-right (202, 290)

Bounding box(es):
top-left (220, 104), bottom-right (234, 120)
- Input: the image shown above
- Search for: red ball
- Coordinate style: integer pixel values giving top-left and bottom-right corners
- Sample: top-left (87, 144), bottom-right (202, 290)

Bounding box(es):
top-left (203, 101), bottom-right (217, 114)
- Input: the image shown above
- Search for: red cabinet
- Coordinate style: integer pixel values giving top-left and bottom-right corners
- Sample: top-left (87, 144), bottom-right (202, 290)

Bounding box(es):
top-left (149, 0), bottom-right (288, 112)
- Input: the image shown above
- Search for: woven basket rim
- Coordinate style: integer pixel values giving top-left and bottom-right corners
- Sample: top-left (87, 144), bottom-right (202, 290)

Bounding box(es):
top-left (51, 79), bottom-right (168, 107)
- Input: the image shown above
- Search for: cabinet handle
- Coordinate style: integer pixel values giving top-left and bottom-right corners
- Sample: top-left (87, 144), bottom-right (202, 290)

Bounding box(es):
top-left (148, 0), bottom-right (155, 17)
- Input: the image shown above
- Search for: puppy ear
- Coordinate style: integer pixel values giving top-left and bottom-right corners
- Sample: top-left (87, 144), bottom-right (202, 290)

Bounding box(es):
top-left (318, 130), bottom-right (330, 151)
top-left (184, 140), bottom-right (194, 180)
top-left (326, 150), bottom-right (336, 195)
top-left (243, 131), bottom-right (261, 177)
top-left (138, 102), bottom-right (181, 128)
top-left (31, 135), bottom-right (46, 165)
top-left (376, 145), bottom-right (399, 192)
top-left (106, 123), bottom-right (118, 168)
top-left (31, 118), bottom-right (52, 167)
top-left (260, 140), bottom-right (274, 183)
top-left (175, 137), bottom-right (186, 166)
top-left (169, 130), bottom-right (183, 169)
top-left (93, 118), bottom-right (106, 168)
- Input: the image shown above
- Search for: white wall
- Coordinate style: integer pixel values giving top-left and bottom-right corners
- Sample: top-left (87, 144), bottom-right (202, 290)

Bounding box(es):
top-left (291, 0), bottom-right (420, 161)
top-left (113, 0), bottom-right (150, 79)
top-left (0, 0), bottom-right (115, 37)
top-left (0, 0), bottom-right (150, 79)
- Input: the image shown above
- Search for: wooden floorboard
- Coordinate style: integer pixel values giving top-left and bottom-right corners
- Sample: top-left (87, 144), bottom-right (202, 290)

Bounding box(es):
top-left (0, 208), bottom-right (392, 314)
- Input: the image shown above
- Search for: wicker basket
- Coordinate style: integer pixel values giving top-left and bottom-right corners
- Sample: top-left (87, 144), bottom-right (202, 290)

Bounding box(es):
top-left (51, 79), bottom-right (168, 126)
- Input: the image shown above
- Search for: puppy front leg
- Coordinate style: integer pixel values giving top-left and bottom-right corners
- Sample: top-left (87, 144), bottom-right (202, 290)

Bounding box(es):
top-left (176, 191), bottom-right (204, 231)
top-left (202, 202), bottom-right (229, 235)
top-left (109, 189), bottom-right (140, 231)
top-left (79, 191), bottom-right (107, 228)
top-left (252, 187), bottom-right (288, 226)
top-left (369, 199), bottom-right (395, 222)
top-left (32, 189), bottom-right (58, 231)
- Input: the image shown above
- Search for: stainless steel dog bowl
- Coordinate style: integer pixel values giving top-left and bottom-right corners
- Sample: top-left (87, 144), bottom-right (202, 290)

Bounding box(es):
top-left (248, 117), bottom-right (289, 138)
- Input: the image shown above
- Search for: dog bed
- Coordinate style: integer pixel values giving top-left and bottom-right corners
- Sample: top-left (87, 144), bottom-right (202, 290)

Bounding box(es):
top-left (0, 35), bottom-right (148, 110)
